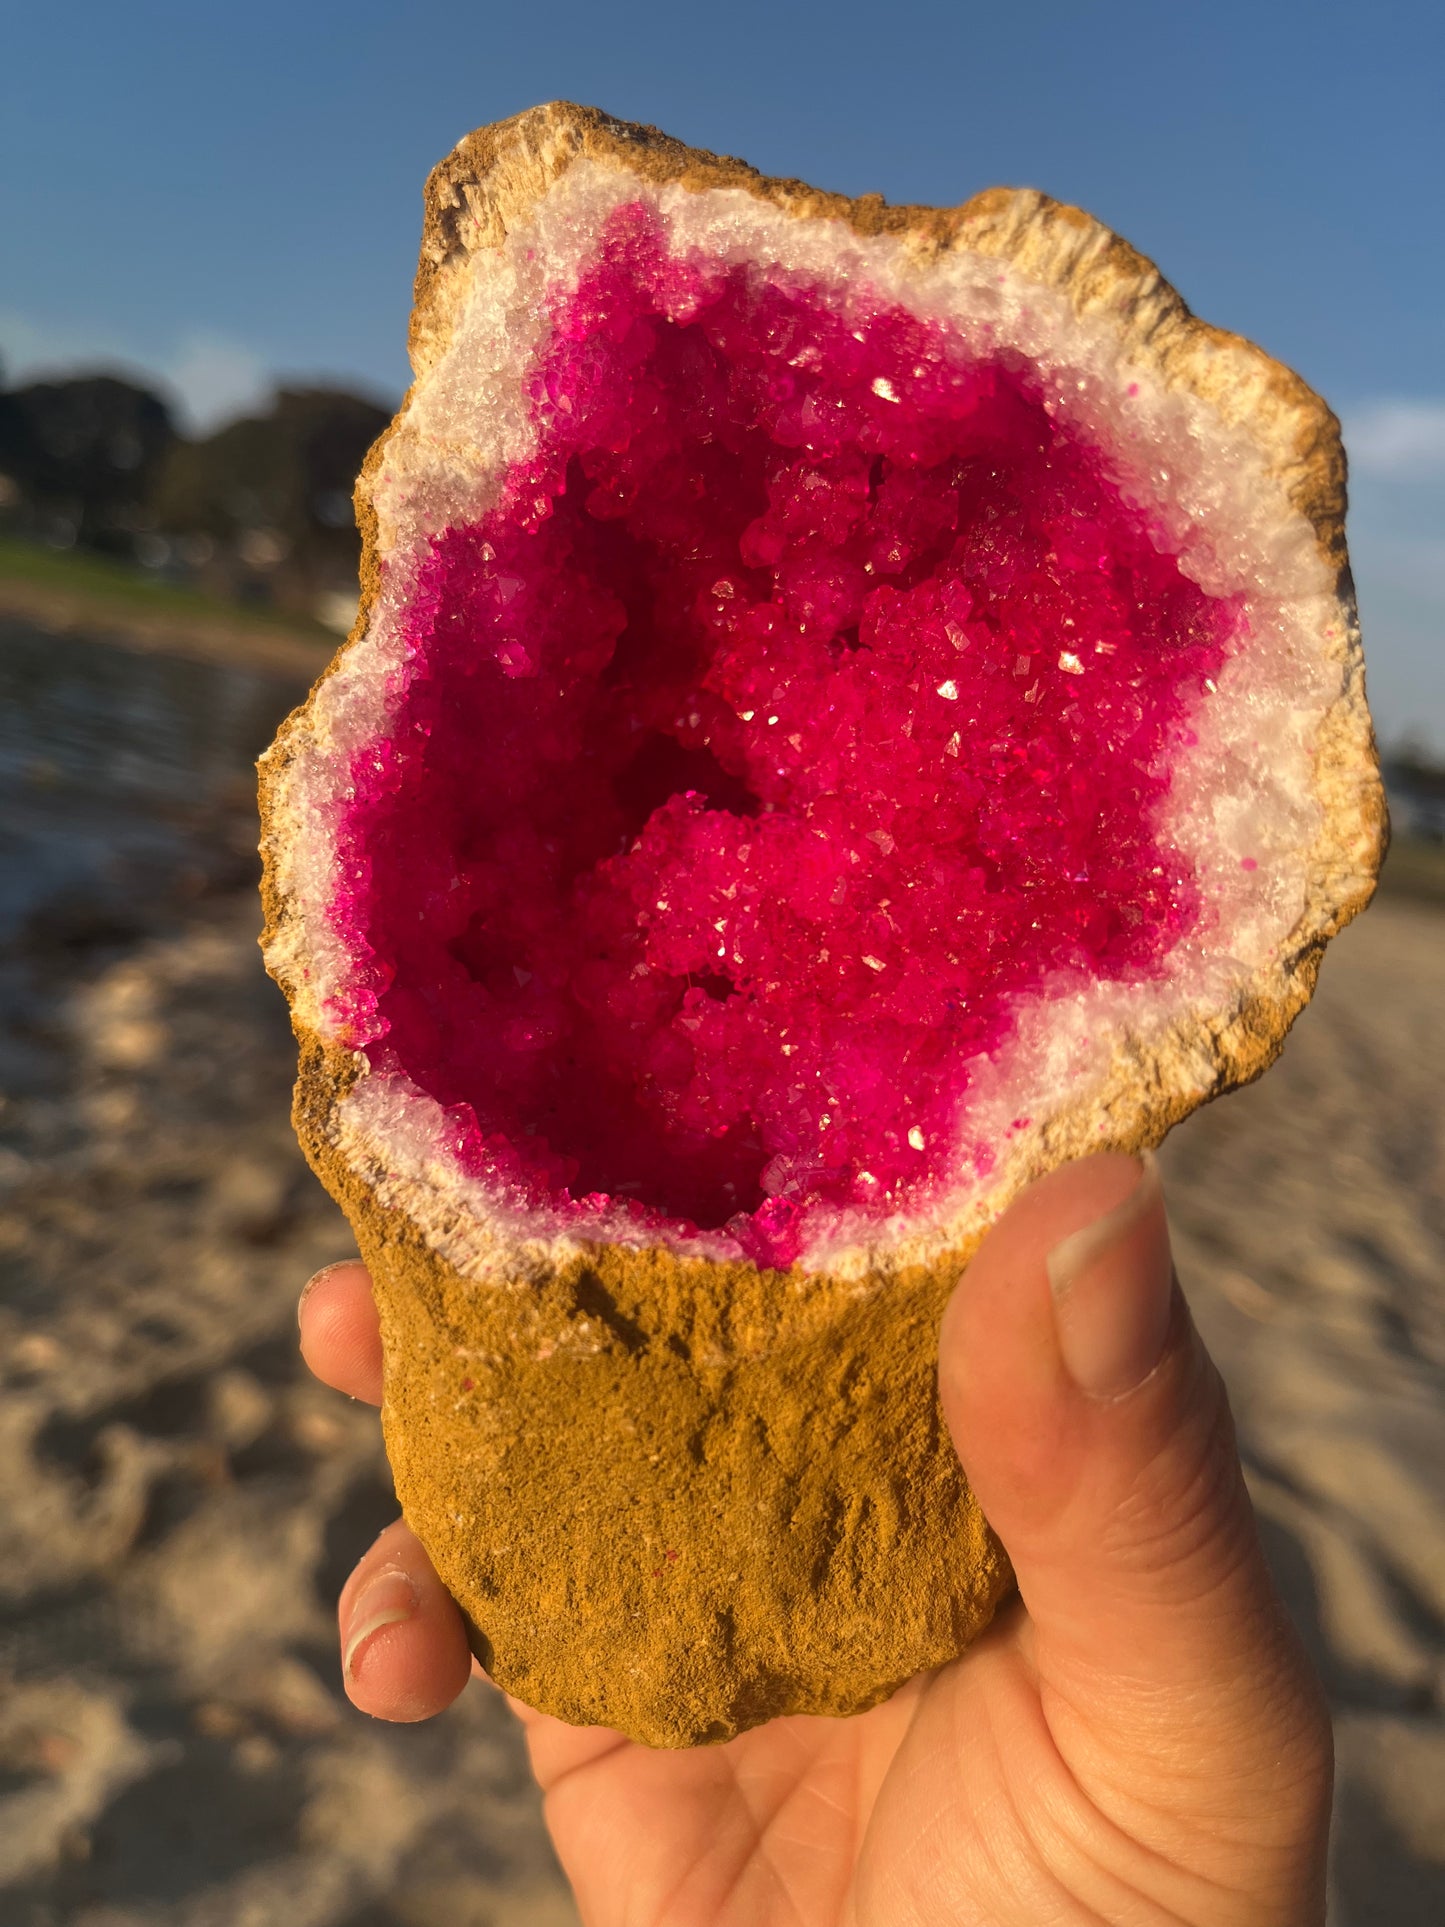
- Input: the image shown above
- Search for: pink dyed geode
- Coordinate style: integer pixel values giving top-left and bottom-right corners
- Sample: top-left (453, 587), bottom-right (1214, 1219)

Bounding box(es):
top-left (336, 202), bottom-right (1235, 1273)
top-left (260, 104), bottom-right (1384, 1745)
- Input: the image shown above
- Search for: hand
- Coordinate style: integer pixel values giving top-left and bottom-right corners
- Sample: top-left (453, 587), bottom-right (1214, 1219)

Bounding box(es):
top-left (299, 1154), bottom-right (1333, 1925)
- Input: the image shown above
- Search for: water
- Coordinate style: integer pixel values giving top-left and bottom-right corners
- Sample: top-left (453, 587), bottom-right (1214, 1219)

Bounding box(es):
top-left (0, 616), bottom-right (310, 948)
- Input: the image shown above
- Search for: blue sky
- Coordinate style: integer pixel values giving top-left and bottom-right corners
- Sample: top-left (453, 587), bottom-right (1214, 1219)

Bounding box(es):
top-left (3, 0), bottom-right (1441, 747)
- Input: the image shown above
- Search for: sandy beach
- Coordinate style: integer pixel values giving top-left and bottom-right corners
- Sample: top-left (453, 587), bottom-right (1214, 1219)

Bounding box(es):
top-left (0, 604), bottom-right (1440, 1924)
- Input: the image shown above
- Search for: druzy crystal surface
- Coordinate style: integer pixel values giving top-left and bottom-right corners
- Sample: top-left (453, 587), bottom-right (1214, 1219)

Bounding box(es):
top-left (334, 205), bottom-right (1236, 1266)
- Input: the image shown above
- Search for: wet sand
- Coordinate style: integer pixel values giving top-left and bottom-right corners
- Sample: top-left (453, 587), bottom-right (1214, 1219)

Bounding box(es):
top-left (0, 606), bottom-right (1440, 1924)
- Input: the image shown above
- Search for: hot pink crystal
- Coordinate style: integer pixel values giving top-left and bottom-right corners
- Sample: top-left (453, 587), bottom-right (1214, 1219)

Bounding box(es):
top-left (332, 204), bottom-right (1236, 1267)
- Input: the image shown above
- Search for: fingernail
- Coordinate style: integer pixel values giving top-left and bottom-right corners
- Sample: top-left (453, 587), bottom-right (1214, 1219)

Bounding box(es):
top-left (1047, 1153), bottom-right (1174, 1399)
top-left (343, 1567), bottom-right (419, 1679)
top-left (298, 1261), bottom-right (348, 1328)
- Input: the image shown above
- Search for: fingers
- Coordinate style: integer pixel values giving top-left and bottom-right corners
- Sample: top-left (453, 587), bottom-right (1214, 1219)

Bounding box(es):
top-left (339, 1517), bottom-right (475, 1721)
top-left (301, 1274), bottom-right (471, 1721)
top-left (306, 1271), bottom-right (475, 1726)
top-left (939, 1154), bottom-right (1325, 1742)
top-left (299, 1261), bottom-right (383, 1404)
top-left (939, 1150), bottom-right (1333, 1895)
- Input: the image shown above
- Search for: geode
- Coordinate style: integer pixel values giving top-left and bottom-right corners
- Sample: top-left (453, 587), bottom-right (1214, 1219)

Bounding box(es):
top-left (259, 102), bottom-right (1384, 1746)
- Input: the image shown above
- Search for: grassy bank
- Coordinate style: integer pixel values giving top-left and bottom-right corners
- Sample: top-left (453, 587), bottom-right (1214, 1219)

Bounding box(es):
top-left (0, 536), bottom-right (335, 642)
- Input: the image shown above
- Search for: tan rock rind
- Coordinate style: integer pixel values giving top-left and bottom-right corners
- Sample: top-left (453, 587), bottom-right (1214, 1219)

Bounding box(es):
top-left (259, 103), bottom-right (1385, 1747)
top-left (290, 1033), bottom-right (1012, 1746)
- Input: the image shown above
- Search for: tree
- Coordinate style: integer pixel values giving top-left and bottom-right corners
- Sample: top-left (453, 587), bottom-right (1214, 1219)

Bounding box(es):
top-left (0, 373), bottom-right (177, 551)
top-left (149, 386), bottom-right (391, 611)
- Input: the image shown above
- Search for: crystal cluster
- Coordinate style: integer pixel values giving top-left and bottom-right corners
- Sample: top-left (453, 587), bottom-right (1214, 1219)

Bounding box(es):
top-left (333, 203), bottom-right (1236, 1267)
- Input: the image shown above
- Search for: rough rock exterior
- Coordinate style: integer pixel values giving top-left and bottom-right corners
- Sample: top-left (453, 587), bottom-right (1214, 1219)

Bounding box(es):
top-left (300, 1028), bottom-right (1008, 1743)
top-left (259, 103), bottom-right (1384, 1746)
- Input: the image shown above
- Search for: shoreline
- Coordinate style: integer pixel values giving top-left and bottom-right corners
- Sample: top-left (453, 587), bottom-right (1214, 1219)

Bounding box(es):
top-left (0, 571), bottom-right (336, 686)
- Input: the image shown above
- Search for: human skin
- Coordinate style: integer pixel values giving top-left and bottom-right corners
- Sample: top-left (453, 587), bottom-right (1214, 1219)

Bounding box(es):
top-left (299, 1153), bottom-right (1333, 1926)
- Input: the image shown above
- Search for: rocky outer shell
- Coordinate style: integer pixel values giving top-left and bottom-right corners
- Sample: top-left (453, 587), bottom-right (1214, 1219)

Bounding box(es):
top-left (259, 104), bottom-right (1385, 1746)
top-left (295, 1036), bottom-right (1012, 1744)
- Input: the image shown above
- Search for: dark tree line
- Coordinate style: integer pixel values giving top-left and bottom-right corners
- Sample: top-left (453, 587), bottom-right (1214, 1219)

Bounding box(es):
top-left (0, 374), bottom-right (177, 554)
top-left (0, 366), bottom-right (391, 623)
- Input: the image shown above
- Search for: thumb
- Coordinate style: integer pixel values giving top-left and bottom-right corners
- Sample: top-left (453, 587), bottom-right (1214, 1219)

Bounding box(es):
top-left (939, 1153), bottom-right (1325, 1759)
